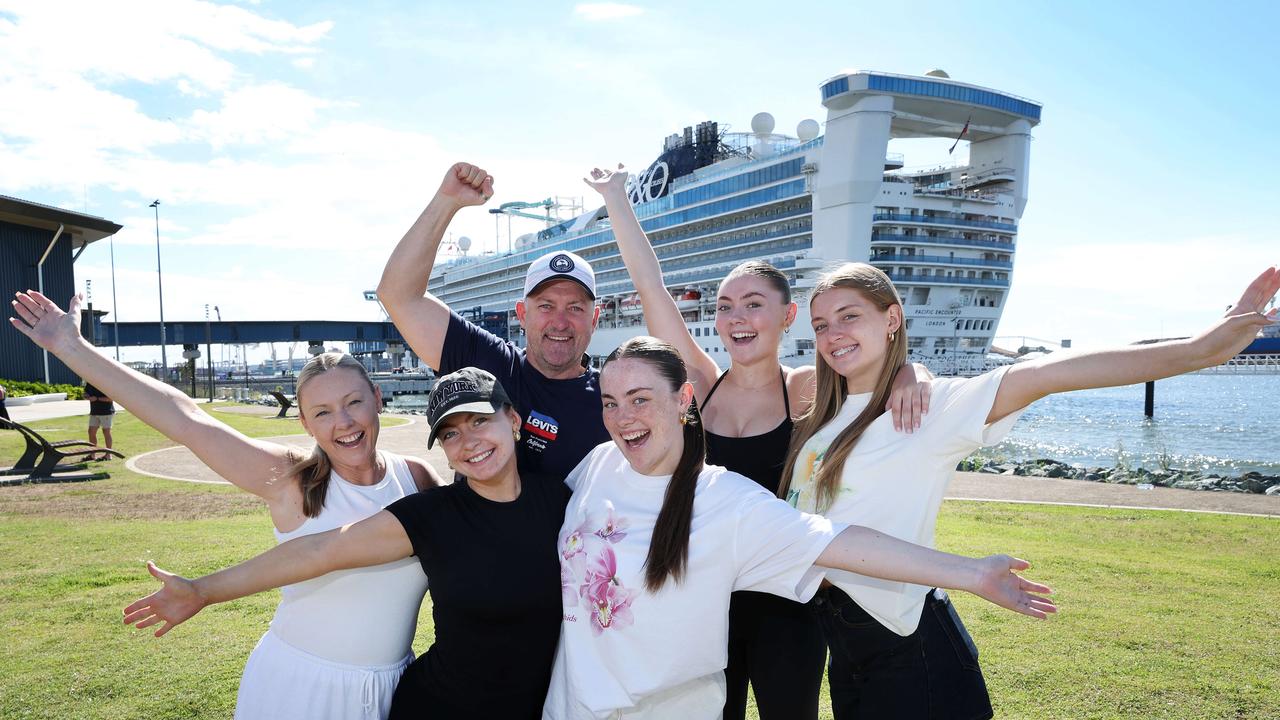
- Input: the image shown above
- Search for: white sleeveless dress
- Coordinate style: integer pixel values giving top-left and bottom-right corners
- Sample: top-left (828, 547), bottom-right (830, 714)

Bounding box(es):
top-left (233, 451), bottom-right (430, 720)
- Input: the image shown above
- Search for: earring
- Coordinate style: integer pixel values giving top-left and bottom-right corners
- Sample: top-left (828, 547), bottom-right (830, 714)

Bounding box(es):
top-left (784, 326), bottom-right (791, 334)
top-left (889, 331), bottom-right (896, 342)
top-left (679, 414), bottom-right (689, 426)
top-left (513, 429), bottom-right (522, 442)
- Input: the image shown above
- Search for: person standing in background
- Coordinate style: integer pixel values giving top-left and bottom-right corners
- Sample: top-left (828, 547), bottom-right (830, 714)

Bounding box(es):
top-left (0, 383), bottom-right (9, 423)
top-left (83, 381), bottom-right (115, 460)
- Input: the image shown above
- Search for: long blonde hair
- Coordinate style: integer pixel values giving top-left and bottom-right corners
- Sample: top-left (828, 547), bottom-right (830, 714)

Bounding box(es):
top-left (777, 263), bottom-right (907, 511)
top-left (286, 353), bottom-right (378, 517)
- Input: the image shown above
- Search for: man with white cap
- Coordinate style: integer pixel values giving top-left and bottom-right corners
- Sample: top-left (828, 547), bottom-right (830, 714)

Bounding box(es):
top-left (378, 162), bottom-right (611, 478)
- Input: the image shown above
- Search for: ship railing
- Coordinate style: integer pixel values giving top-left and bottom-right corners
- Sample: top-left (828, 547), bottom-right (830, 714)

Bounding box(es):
top-left (871, 233), bottom-right (1015, 251)
top-left (871, 254), bottom-right (1012, 269)
top-left (671, 137), bottom-right (825, 190)
top-left (888, 273), bottom-right (1009, 288)
top-left (873, 213), bottom-right (1017, 232)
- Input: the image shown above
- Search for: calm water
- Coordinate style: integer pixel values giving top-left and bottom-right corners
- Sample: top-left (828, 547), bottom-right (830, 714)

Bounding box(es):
top-left (973, 374), bottom-right (1280, 475)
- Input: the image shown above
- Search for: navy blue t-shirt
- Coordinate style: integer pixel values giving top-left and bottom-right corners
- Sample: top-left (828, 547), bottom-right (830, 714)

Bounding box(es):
top-left (385, 474), bottom-right (570, 718)
top-left (438, 311), bottom-right (610, 479)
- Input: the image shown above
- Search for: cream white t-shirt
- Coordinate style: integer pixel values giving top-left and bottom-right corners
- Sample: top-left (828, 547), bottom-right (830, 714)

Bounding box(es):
top-left (785, 366), bottom-right (1023, 636)
top-left (544, 442), bottom-right (842, 720)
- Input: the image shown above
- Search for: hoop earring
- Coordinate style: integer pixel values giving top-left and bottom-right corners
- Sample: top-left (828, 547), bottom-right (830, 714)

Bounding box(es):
top-left (889, 331), bottom-right (896, 342)
top-left (513, 429), bottom-right (522, 442)
top-left (784, 326), bottom-right (791, 334)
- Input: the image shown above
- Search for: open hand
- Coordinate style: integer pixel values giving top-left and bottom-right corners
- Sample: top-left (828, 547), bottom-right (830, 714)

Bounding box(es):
top-left (971, 555), bottom-right (1056, 619)
top-left (122, 562), bottom-right (208, 638)
top-left (10, 290), bottom-right (84, 354)
top-left (437, 162), bottom-right (494, 208)
top-left (1193, 266), bottom-right (1280, 365)
top-left (583, 164), bottom-right (630, 198)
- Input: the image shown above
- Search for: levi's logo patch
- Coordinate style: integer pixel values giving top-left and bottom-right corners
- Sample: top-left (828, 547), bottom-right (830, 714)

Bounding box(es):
top-left (524, 410), bottom-right (560, 441)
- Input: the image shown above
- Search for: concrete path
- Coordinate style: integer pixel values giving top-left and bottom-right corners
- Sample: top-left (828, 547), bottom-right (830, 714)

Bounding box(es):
top-left (123, 411), bottom-right (1280, 518)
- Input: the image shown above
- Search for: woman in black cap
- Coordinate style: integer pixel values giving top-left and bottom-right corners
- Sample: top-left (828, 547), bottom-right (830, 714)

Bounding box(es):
top-left (124, 367), bottom-right (571, 719)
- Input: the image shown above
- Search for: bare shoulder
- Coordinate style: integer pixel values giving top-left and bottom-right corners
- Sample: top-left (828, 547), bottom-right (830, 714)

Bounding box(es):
top-left (404, 456), bottom-right (445, 491)
top-left (784, 364), bottom-right (817, 417)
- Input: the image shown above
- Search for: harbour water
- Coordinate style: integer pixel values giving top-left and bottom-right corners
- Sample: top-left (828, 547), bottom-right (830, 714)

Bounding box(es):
top-left (972, 373), bottom-right (1280, 476)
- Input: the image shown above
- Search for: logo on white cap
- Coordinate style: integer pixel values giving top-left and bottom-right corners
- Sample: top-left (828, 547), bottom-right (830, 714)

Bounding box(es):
top-left (549, 254), bottom-right (575, 273)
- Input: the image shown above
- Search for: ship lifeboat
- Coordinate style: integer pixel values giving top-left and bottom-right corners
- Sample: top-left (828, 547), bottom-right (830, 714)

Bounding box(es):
top-left (619, 294), bottom-right (644, 316)
top-left (673, 288), bottom-right (702, 311)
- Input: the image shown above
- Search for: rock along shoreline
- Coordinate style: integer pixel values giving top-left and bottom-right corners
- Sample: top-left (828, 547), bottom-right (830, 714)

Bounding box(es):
top-left (958, 458), bottom-right (1280, 496)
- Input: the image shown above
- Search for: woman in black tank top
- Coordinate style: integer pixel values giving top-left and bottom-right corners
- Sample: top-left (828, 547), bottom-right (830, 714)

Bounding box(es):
top-left (586, 166), bottom-right (930, 720)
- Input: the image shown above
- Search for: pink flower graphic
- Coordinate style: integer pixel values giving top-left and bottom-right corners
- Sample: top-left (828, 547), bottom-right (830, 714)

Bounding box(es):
top-left (580, 545), bottom-right (620, 601)
top-left (585, 580), bottom-right (635, 636)
top-left (561, 522), bottom-right (589, 562)
top-left (594, 508), bottom-right (628, 543)
top-left (561, 562), bottom-right (578, 607)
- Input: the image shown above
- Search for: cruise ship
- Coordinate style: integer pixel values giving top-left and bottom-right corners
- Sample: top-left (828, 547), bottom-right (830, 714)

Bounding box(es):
top-left (428, 69), bottom-right (1043, 375)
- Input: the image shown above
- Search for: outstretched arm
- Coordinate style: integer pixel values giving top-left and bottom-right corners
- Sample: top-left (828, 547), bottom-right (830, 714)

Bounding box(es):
top-left (377, 163), bottom-right (494, 371)
top-left (584, 166), bottom-right (721, 398)
top-left (10, 291), bottom-right (294, 501)
top-left (122, 510), bottom-right (413, 637)
top-left (816, 525), bottom-right (1056, 619)
top-left (988, 266), bottom-right (1280, 423)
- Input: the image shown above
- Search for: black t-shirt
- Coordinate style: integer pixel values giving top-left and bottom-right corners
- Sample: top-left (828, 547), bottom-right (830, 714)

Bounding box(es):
top-left (439, 311), bottom-right (611, 478)
top-left (83, 384), bottom-right (115, 416)
top-left (385, 474), bottom-right (570, 719)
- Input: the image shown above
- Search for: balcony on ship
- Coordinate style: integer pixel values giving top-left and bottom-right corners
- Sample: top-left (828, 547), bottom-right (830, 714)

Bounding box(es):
top-left (872, 212), bottom-right (1017, 233)
top-left (870, 232), bottom-right (1014, 252)
top-left (869, 253), bottom-right (1012, 270)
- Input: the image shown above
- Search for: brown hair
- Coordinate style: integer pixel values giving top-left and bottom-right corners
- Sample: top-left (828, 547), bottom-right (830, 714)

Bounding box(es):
top-left (723, 260), bottom-right (792, 304)
top-left (777, 263), bottom-right (906, 512)
top-left (602, 337), bottom-right (705, 592)
top-left (286, 352), bottom-right (379, 517)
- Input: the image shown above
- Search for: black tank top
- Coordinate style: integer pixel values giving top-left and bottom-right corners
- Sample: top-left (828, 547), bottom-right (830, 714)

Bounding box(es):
top-left (702, 369), bottom-right (793, 495)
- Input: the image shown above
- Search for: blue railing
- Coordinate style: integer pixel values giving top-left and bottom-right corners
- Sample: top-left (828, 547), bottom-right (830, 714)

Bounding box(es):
top-left (888, 273), bottom-right (1009, 288)
top-left (873, 213), bottom-right (1017, 232)
top-left (596, 236), bottom-right (812, 284)
top-left (871, 254), bottom-right (1012, 269)
top-left (870, 233), bottom-right (1015, 251)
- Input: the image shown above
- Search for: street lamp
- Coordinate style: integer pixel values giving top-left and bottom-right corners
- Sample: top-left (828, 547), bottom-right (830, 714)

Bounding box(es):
top-left (150, 200), bottom-right (168, 381)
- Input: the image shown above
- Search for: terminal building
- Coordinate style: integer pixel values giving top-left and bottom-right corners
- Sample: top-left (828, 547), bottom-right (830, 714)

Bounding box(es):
top-left (0, 195), bottom-right (122, 384)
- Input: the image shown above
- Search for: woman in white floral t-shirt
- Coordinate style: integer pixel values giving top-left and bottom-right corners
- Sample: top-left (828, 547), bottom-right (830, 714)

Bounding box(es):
top-left (545, 336), bottom-right (1056, 720)
top-left (778, 262), bottom-right (1279, 720)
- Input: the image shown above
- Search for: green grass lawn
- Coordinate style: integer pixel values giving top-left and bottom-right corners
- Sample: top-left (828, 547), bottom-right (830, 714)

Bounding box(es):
top-left (1, 411), bottom-right (1277, 719)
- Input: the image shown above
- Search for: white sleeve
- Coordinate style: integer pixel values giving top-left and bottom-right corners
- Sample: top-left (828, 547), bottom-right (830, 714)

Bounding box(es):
top-left (732, 489), bottom-right (844, 601)
top-left (921, 367), bottom-right (1024, 457)
top-left (563, 442), bottom-right (609, 491)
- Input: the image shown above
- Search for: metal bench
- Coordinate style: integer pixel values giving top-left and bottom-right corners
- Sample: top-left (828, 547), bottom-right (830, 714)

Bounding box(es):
top-left (0, 418), bottom-right (122, 484)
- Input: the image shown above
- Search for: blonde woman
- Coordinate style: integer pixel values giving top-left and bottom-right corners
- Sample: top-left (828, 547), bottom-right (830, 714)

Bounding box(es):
top-left (9, 291), bottom-right (440, 720)
top-left (779, 263), bottom-right (1279, 719)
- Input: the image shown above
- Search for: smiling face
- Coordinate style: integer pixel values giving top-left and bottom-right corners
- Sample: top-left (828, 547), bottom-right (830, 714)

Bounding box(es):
top-left (516, 279), bottom-right (601, 380)
top-left (297, 366), bottom-right (382, 465)
top-left (809, 286), bottom-right (902, 394)
top-left (436, 407), bottom-right (522, 484)
top-left (600, 357), bottom-right (692, 476)
top-left (714, 273), bottom-right (797, 365)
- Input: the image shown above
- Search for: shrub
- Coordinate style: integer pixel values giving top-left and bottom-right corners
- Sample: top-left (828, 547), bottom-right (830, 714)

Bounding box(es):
top-left (0, 378), bottom-right (85, 400)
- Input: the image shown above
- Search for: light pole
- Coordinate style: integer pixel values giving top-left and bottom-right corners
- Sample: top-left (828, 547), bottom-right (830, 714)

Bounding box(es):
top-left (150, 200), bottom-right (168, 381)
top-left (109, 231), bottom-right (120, 361)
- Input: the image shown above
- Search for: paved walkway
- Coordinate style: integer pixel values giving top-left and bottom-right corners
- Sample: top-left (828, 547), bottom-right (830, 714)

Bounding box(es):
top-left (121, 410), bottom-right (1280, 518)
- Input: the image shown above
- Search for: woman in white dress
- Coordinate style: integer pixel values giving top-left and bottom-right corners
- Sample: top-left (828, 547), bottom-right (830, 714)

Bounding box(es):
top-left (9, 291), bottom-right (440, 720)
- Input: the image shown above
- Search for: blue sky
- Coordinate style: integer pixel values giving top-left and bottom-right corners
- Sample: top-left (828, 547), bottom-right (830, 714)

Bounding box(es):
top-left (2, 0), bottom-right (1276, 362)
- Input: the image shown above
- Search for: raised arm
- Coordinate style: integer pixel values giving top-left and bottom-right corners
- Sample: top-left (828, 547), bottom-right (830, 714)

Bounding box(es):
top-left (816, 525), bottom-right (1056, 619)
top-left (585, 166), bottom-right (721, 397)
top-left (377, 163), bottom-right (494, 370)
top-left (987, 266), bottom-right (1280, 423)
top-left (10, 291), bottom-right (294, 500)
top-left (122, 510), bottom-right (413, 637)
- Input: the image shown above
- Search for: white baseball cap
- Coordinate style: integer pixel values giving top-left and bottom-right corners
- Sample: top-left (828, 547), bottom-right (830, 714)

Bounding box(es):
top-left (523, 250), bottom-right (596, 299)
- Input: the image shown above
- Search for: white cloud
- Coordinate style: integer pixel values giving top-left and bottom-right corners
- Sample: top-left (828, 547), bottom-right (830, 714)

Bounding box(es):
top-left (574, 3), bottom-right (645, 21)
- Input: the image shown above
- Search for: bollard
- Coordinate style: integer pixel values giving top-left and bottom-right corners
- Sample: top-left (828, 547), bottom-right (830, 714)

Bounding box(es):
top-left (1144, 380), bottom-right (1154, 418)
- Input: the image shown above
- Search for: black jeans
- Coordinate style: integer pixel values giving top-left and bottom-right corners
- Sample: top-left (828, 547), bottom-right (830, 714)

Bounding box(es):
top-left (722, 591), bottom-right (827, 720)
top-left (812, 586), bottom-right (993, 720)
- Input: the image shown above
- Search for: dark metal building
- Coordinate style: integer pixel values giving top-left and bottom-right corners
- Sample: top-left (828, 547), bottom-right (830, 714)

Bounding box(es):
top-left (1, 195), bottom-right (122, 384)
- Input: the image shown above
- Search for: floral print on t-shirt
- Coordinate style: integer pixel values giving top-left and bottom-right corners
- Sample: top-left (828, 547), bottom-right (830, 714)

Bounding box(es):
top-left (560, 502), bottom-right (637, 636)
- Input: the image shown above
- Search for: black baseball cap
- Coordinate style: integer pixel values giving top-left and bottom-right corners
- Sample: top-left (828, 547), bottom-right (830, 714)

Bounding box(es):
top-left (426, 368), bottom-right (514, 448)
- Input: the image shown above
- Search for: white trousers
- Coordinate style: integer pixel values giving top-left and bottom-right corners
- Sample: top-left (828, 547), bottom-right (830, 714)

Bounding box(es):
top-left (234, 630), bottom-right (413, 720)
